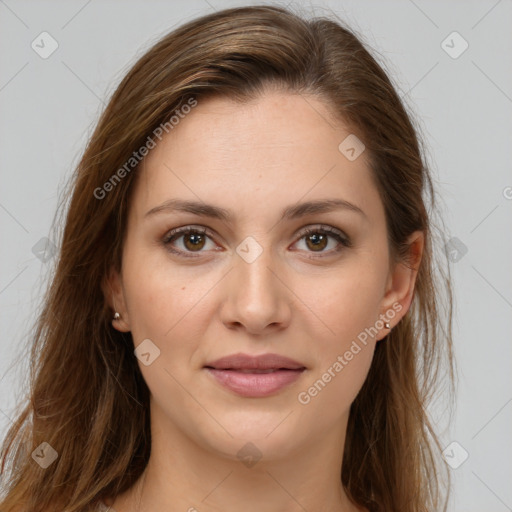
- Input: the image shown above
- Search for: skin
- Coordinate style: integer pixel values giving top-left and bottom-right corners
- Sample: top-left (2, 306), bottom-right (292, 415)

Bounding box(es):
top-left (103, 88), bottom-right (423, 512)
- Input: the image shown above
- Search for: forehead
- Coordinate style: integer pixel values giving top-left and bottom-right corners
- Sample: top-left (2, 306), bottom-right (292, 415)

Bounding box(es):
top-left (130, 90), bottom-right (383, 225)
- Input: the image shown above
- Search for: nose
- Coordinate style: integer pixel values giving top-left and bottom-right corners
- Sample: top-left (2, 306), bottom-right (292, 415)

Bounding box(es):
top-left (219, 241), bottom-right (292, 336)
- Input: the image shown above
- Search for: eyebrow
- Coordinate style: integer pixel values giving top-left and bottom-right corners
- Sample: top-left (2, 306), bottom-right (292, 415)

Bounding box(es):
top-left (144, 198), bottom-right (367, 222)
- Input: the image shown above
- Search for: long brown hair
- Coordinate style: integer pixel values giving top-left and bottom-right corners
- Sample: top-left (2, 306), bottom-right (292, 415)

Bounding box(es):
top-left (0, 5), bottom-right (456, 511)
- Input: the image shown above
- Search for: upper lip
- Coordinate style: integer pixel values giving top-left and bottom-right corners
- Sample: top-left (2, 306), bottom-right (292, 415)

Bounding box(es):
top-left (204, 352), bottom-right (306, 370)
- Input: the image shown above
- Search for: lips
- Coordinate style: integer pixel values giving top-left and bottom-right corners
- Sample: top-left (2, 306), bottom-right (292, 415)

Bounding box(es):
top-left (203, 352), bottom-right (306, 398)
top-left (204, 352), bottom-right (306, 371)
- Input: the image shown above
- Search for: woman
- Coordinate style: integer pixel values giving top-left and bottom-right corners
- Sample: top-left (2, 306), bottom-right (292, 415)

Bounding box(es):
top-left (0, 4), bottom-right (455, 511)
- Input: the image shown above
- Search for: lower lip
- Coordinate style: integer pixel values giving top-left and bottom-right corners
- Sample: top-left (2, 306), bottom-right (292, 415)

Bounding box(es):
top-left (205, 368), bottom-right (305, 397)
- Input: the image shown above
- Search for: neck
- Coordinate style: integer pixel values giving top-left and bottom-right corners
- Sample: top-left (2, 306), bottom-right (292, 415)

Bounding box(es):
top-left (108, 401), bottom-right (362, 512)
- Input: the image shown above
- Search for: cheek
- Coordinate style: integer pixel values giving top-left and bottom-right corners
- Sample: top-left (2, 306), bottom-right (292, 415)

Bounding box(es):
top-left (295, 343), bottom-right (373, 438)
top-left (295, 262), bottom-right (385, 351)
top-left (296, 282), bottom-right (379, 424)
top-left (121, 251), bottom-right (222, 380)
top-left (122, 246), bottom-right (202, 339)
top-left (292, 264), bottom-right (384, 413)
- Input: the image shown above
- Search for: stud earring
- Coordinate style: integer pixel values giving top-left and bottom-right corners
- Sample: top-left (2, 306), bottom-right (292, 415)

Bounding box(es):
top-left (113, 312), bottom-right (120, 320)
top-left (384, 322), bottom-right (390, 329)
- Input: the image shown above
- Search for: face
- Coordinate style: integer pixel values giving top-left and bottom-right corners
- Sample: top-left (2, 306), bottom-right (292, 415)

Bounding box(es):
top-left (106, 89), bottom-right (422, 463)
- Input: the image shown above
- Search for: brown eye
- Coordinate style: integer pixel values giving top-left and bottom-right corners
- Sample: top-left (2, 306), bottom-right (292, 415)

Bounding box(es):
top-left (162, 224), bottom-right (351, 260)
top-left (304, 232), bottom-right (328, 252)
top-left (294, 226), bottom-right (352, 257)
top-left (162, 227), bottom-right (216, 257)
top-left (182, 231), bottom-right (206, 251)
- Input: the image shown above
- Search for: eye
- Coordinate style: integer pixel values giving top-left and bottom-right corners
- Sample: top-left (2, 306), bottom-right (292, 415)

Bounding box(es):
top-left (162, 226), bottom-right (218, 258)
top-left (292, 225), bottom-right (352, 257)
top-left (162, 224), bottom-right (352, 259)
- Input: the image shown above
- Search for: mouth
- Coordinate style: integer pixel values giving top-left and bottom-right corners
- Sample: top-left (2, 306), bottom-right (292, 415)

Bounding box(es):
top-left (204, 367), bottom-right (306, 398)
top-left (204, 368), bottom-right (303, 373)
top-left (204, 352), bottom-right (306, 371)
top-left (203, 353), bottom-right (306, 398)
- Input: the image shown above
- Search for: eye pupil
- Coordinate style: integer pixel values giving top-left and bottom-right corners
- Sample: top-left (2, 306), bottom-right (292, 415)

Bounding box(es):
top-left (306, 233), bottom-right (327, 251)
top-left (184, 233), bottom-right (205, 250)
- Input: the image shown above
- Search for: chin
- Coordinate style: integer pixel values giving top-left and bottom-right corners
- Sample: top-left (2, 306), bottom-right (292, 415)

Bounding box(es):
top-left (196, 414), bottom-right (303, 461)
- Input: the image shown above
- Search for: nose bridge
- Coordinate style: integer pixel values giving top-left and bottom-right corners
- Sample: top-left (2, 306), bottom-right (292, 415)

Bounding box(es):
top-left (223, 233), bottom-right (290, 331)
top-left (235, 234), bottom-right (281, 301)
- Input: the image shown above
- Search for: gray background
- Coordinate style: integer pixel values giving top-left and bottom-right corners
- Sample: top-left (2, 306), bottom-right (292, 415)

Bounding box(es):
top-left (1, 1), bottom-right (511, 510)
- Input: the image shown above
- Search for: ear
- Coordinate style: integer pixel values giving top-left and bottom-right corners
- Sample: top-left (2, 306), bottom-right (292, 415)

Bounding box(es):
top-left (101, 265), bottom-right (131, 333)
top-left (375, 230), bottom-right (424, 341)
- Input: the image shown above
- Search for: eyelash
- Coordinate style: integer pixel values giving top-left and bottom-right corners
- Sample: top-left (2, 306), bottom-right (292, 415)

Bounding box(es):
top-left (161, 225), bottom-right (352, 259)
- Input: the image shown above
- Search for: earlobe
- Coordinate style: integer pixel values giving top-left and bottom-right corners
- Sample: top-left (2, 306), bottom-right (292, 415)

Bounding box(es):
top-left (111, 310), bottom-right (130, 332)
top-left (101, 265), bottom-right (131, 333)
top-left (376, 231), bottom-right (424, 341)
